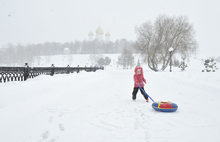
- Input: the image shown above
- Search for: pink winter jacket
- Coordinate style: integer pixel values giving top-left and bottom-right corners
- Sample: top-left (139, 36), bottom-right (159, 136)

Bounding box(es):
top-left (134, 66), bottom-right (146, 88)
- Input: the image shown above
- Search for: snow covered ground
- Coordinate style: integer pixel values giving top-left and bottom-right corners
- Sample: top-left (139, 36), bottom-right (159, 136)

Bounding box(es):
top-left (0, 55), bottom-right (220, 142)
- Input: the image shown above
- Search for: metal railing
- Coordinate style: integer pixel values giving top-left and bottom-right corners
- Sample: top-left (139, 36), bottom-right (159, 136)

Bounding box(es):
top-left (0, 63), bottom-right (104, 83)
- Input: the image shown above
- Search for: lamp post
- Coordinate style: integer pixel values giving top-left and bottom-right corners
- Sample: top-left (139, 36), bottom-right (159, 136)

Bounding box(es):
top-left (169, 47), bottom-right (174, 72)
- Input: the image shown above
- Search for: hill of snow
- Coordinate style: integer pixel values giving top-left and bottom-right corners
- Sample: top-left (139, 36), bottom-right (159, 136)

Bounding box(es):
top-left (0, 54), bottom-right (220, 142)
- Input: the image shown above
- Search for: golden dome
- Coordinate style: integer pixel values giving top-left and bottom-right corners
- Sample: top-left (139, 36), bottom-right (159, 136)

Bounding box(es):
top-left (88, 31), bottom-right (94, 36)
top-left (96, 26), bottom-right (104, 35)
top-left (105, 31), bottom-right (110, 36)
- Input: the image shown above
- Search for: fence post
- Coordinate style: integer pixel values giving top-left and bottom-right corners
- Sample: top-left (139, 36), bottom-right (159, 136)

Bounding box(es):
top-left (50, 64), bottom-right (55, 76)
top-left (67, 65), bottom-right (70, 74)
top-left (77, 65), bottom-right (79, 73)
top-left (90, 66), bottom-right (93, 72)
top-left (24, 63), bottom-right (29, 81)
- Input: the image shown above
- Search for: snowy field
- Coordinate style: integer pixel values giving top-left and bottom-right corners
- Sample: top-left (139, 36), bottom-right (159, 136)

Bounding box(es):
top-left (0, 55), bottom-right (220, 142)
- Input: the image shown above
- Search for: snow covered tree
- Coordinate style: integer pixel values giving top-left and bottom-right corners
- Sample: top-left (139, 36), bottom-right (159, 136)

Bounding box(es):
top-left (216, 56), bottom-right (220, 63)
top-left (97, 57), bottom-right (105, 66)
top-left (104, 57), bottom-right (111, 66)
top-left (137, 59), bottom-right (141, 66)
top-left (89, 54), bottom-right (103, 65)
top-left (117, 47), bottom-right (135, 69)
top-left (173, 59), bottom-right (180, 67)
top-left (97, 56), bottom-right (111, 66)
top-left (135, 15), bottom-right (198, 72)
top-left (178, 56), bottom-right (187, 71)
top-left (178, 61), bottom-right (187, 71)
top-left (202, 59), bottom-right (218, 72)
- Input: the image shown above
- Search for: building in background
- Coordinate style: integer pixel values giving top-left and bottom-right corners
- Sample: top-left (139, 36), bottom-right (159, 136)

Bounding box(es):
top-left (63, 47), bottom-right (70, 54)
top-left (88, 31), bottom-right (94, 41)
top-left (88, 26), bottom-right (110, 42)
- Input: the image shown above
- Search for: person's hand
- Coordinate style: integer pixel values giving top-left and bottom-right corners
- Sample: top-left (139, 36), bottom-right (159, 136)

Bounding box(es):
top-left (136, 83), bottom-right (143, 86)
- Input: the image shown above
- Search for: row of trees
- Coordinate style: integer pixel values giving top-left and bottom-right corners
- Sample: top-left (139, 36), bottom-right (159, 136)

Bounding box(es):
top-left (0, 39), bottom-right (135, 66)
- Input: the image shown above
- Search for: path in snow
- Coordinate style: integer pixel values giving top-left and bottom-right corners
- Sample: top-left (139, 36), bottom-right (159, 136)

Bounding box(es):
top-left (0, 68), bottom-right (220, 142)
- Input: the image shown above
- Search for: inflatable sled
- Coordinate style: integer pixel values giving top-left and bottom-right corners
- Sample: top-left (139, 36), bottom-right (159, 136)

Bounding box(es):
top-left (152, 101), bottom-right (178, 112)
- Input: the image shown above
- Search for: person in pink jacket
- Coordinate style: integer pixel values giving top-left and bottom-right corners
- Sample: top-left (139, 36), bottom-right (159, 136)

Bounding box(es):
top-left (132, 66), bottom-right (149, 102)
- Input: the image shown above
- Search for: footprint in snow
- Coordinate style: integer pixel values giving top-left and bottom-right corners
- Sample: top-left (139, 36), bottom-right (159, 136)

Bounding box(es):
top-left (59, 124), bottom-right (65, 131)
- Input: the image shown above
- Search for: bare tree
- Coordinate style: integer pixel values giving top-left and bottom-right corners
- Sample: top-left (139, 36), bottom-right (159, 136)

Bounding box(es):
top-left (117, 47), bottom-right (135, 69)
top-left (135, 15), bottom-right (198, 71)
top-left (89, 54), bottom-right (103, 65)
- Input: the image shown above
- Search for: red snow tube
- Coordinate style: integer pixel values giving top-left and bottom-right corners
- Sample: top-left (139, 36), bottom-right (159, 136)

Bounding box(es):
top-left (152, 101), bottom-right (178, 112)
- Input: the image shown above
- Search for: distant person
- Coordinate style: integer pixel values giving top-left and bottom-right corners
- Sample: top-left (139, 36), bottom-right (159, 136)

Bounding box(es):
top-left (132, 66), bottom-right (148, 102)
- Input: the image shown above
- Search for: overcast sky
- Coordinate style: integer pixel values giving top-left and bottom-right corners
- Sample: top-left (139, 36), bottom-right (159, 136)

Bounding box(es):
top-left (1, 0), bottom-right (220, 57)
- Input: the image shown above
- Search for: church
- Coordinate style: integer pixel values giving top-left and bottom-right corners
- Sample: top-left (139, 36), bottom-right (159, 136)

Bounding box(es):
top-left (88, 26), bottom-right (110, 42)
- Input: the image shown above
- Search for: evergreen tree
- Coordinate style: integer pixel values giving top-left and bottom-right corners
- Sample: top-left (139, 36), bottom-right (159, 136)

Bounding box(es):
top-left (178, 61), bottom-right (187, 71)
top-left (97, 57), bottom-right (105, 66)
top-left (202, 59), bottom-right (218, 72)
top-left (97, 56), bottom-right (111, 66)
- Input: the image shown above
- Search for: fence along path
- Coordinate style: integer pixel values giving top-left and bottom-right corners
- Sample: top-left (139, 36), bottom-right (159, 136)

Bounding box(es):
top-left (0, 64), bottom-right (104, 83)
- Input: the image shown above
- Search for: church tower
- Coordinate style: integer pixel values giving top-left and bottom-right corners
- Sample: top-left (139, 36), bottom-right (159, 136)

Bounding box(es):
top-left (88, 31), bottom-right (94, 41)
top-left (96, 26), bottom-right (104, 41)
top-left (105, 31), bottom-right (110, 43)
top-left (88, 26), bottom-right (110, 42)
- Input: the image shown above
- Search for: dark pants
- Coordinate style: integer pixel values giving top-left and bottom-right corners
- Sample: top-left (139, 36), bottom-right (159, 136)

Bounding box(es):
top-left (132, 87), bottom-right (148, 100)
